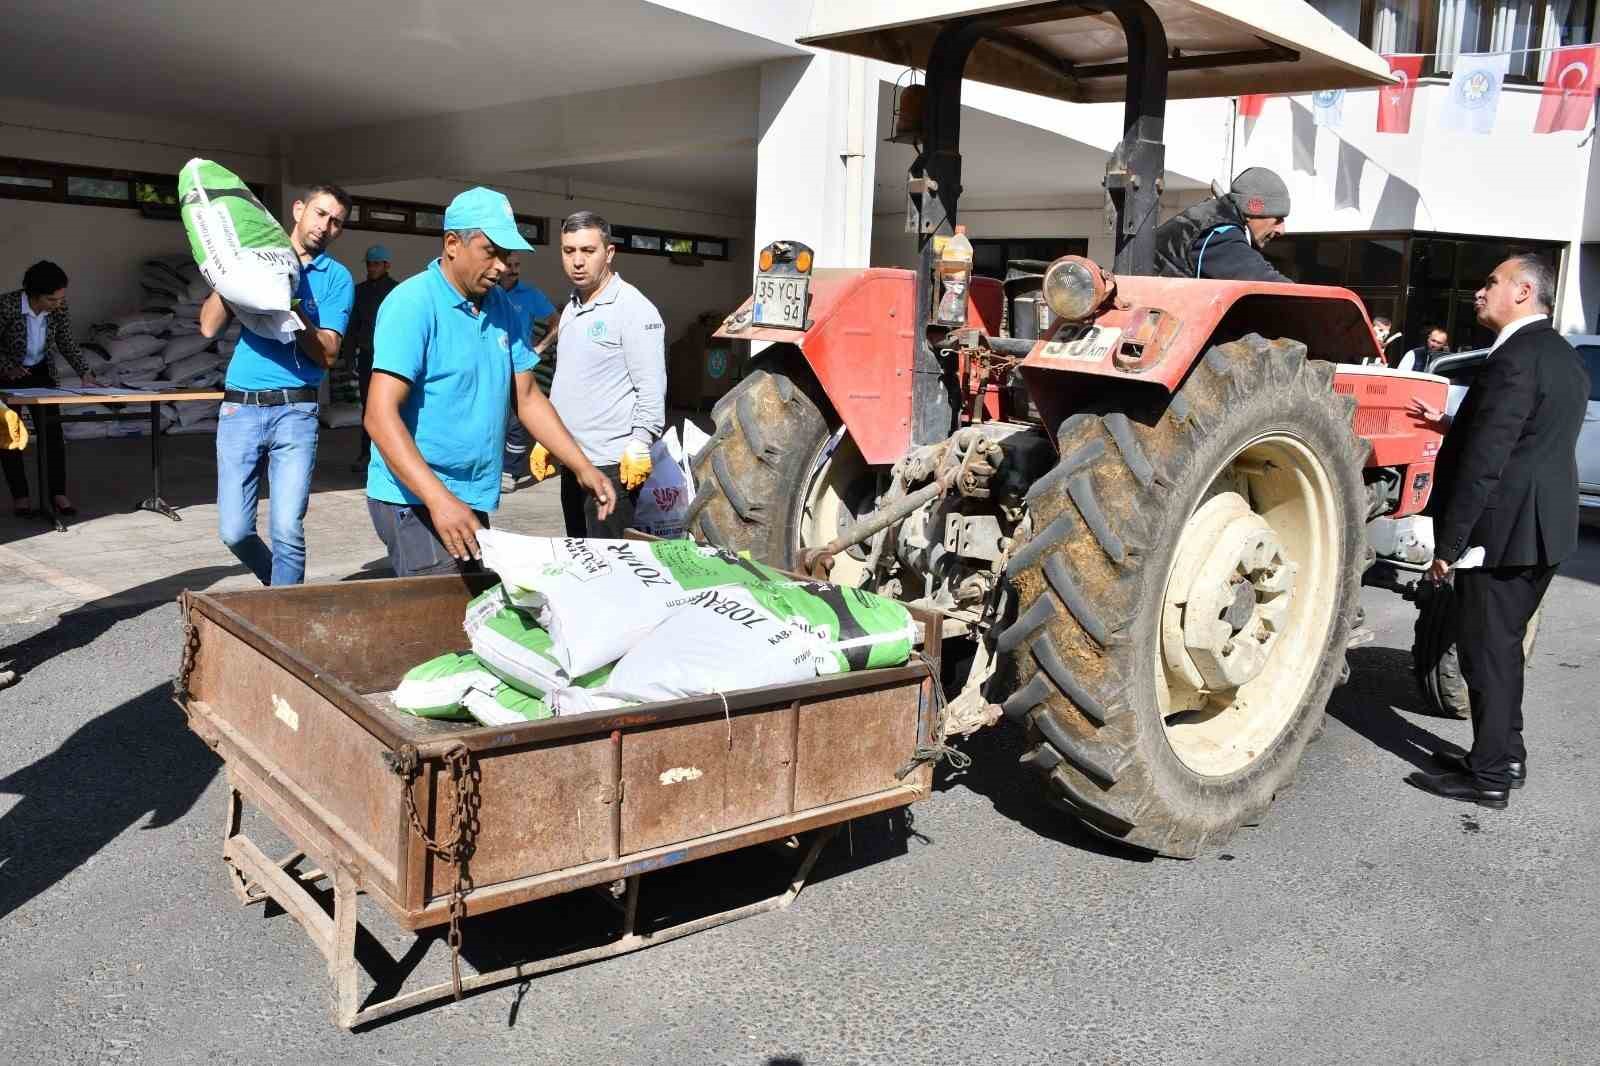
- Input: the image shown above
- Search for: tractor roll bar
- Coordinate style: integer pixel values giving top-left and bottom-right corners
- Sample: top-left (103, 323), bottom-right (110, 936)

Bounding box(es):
top-left (908, 0), bottom-right (1172, 447)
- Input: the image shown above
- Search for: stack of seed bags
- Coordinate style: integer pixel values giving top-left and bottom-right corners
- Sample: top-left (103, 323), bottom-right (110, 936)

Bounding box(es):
top-left (387, 650), bottom-right (556, 727)
top-left (387, 533), bottom-right (916, 727)
top-left (477, 530), bottom-right (916, 716)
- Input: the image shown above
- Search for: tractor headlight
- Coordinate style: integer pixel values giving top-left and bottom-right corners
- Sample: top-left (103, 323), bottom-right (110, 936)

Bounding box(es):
top-left (1042, 256), bottom-right (1110, 322)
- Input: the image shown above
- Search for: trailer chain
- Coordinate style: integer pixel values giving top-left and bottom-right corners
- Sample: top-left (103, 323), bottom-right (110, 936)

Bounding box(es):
top-left (174, 614), bottom-right (201, 703)
top-left (391, 742), bottom-right (479, 1001)
top-left (896, 651), bottom-right (972, 782)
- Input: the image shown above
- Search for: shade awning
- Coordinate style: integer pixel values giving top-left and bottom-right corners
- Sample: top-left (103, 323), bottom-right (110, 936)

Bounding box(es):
top-left (800, 0), bottom-right (1395, 103)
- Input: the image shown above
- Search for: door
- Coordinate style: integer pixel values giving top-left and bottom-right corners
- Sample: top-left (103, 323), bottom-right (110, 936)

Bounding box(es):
top-left (1575, 343), bottom-right (1600, 497)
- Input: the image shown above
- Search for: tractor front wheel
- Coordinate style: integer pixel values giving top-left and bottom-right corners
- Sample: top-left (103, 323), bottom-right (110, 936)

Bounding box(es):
top-left (999, 335), bottom-right (1368, 857)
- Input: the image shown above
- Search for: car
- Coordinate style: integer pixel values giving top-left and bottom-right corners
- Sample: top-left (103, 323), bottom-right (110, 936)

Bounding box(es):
top-left (1425, 334), bottom-right (1600, 512)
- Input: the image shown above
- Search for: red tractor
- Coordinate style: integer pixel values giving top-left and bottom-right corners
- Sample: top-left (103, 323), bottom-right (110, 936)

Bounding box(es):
top-left (689, 0), bottom-right (1445, 857)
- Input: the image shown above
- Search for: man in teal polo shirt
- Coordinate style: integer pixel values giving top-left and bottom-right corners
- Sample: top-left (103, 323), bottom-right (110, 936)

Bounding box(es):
top-left (363, 187), bottom-right (612, 576)
top-left (200, 183), bottom-right (354, 586)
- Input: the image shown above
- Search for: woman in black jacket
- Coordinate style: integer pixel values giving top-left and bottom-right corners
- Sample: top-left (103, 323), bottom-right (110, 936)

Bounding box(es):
top-left (1, 261), bottom-right (98, 516)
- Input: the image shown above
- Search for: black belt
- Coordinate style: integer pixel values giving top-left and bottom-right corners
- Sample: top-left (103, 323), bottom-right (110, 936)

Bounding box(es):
top-left (223, 387), bottom-right (319, 406)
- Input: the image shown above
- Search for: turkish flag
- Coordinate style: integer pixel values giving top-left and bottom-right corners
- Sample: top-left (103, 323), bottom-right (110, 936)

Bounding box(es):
top-left (1238, 94), bottom-right (1269, 118)
top-left (1535, 44), bottom-right (1600, 133)
top-left (1376, 54), bottom-right (1423, 134)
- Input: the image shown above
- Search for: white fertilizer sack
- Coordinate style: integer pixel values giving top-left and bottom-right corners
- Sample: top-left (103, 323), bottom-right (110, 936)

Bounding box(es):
top-left (548, 584), bottom-right (817, 714)
top-left (476, 530), bottom-right (787, 677)
top-left (462, 585), bottom-right (614, 697)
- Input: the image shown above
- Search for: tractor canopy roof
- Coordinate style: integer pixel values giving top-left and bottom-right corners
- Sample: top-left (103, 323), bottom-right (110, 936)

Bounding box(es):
top-left (800, 0), bottom-right (1394, 103)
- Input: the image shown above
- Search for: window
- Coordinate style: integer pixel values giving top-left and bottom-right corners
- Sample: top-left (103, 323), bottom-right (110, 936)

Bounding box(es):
top-left (1577, 345), bottom-right (1600, 399)
top-left (0, 156), bottom-right (271, 215)
top-left (1307, 1), bottom-right (1597, 80)
top-left (66, 176), bottom-right (130, 202)
top-left (343, 195), bottom-right (548, 244)
top-left (608, 223), bottom-right (731, 261)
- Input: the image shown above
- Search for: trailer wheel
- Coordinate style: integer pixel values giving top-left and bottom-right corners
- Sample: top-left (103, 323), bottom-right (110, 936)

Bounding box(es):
top-left (685, 366), bottom-right (830, 569)
top-left (1412, 580), bottom-right (1542, 719)
top-left (999, 335), bottom-right (1368, 858)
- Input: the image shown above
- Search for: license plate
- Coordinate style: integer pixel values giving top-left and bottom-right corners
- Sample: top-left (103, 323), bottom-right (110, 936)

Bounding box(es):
top-left (752, 273), bottom-right (808, 329)
top-left (1041, 325), bottom-right (1121, 363)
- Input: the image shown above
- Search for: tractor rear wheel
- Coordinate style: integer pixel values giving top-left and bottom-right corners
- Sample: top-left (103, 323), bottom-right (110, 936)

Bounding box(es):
top-left (1412, 580), bottom-right (1542, 719)
top-left (686, 366), bottom-right (878, 575)
top-left (999, 335), bottom-right (1368, 858)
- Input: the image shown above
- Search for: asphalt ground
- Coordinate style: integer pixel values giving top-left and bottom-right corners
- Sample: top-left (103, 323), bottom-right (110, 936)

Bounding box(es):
top-left (3, 531), bottom-right (1599, 1065)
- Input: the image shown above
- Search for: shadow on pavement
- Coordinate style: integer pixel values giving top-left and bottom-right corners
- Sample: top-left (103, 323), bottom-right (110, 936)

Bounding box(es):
top-left (1, 564), bottom-right (246, 678)
top-left (0, 679), bottom-right (219, 921)
top-left (935, 721), bottom-right (1154, 863)
top-left (1327, 645), bottom-right (1461, 774)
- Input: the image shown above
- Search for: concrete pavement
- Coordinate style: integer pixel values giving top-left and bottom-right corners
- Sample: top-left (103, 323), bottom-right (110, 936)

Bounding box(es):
top-left (3, 512), bottom-right (1599, 1062)
top-left (0, 427), bottom-right (566, 623)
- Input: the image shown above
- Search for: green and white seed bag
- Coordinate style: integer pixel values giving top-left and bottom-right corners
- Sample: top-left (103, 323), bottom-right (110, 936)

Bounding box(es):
top-left (178, 158), bottom-right (301, 341)
top-left (463, 584), bottom-right (615, 697)
top-left (460, 682), bottom-right (555, 727)
top-left (392, 652), bottom-right (497, 719)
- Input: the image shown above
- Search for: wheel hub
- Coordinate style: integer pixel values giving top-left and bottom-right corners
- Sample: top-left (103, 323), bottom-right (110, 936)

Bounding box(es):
top-left (1162, 492), bottom-right (1298, 693)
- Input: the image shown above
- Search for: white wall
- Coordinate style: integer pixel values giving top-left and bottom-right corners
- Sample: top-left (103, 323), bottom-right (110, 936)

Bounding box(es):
top-left (0, 98), bottom-right (278, 334)
top-left (1233, 82), bottom-right (1592, 239)
top-left (870, 191), bottom-right (1210, 271)
top-left (1234, 81), bottom-right (1595, 330)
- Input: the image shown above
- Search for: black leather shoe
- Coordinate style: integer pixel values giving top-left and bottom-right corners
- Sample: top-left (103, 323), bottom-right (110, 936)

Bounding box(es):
top-left (1405, 770), bottom-right (1509, 809)
top-left (1433, 751), bottom-right (1525, 788)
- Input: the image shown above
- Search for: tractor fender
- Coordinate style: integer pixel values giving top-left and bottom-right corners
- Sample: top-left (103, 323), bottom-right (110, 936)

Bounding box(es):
top-left (716, 267), bottom-right (1000, 465)
top-left (1016, 277), bottom-right (1446, 512)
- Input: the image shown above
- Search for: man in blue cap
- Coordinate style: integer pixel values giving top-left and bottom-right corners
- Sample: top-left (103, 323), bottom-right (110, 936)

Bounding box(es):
top-left (364, 187), bottom-right (613, 575)
top-left (343, 243), bottom-right (398, 471)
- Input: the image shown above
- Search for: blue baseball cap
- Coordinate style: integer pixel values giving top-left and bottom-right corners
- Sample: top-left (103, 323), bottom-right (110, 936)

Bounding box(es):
top-left (364, 244), bottom-right (391, 262)
top-left (443, 187), bottom-right (534, 253)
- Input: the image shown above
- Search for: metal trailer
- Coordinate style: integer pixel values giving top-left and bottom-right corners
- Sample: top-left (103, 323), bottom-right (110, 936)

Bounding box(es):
top-left (174, 573), bottom-right (941, 1028)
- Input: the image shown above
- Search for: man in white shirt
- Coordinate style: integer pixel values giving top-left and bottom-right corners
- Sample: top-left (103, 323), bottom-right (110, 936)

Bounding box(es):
top-left (1397, 325), bottom-right (1449, 373)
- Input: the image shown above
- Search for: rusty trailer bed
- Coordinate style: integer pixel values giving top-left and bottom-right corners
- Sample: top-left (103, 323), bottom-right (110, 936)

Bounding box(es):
top-left (174, 573), bottom-right (940, 1028)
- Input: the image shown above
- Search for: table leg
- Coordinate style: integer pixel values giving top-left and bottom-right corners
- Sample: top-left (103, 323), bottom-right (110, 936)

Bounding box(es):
top-left (34, 407), bottom-right (65, 533)
top-left (137, 401), bottom-right (181, 521)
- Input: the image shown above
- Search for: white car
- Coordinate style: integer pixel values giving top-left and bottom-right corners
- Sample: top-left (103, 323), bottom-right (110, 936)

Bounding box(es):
top-left (1426, 334), bottom-right (1600, 512)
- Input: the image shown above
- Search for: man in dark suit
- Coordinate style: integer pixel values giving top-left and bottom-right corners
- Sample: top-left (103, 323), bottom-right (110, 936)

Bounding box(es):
top-left (1406, 254), bottom-right (1590, 808)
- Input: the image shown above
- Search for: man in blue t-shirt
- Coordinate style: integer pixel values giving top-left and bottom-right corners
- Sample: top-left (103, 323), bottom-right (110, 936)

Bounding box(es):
top-left (496, 251), bottom-right (558, 492)
top-left (200, 184), bottom-right (355, 586)
top-left (363, 187), bottom-right (612, 577)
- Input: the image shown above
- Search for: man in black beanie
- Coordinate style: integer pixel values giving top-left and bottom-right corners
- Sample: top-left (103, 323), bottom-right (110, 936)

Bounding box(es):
top-left (1153, 167), bottom-right (1293, 283)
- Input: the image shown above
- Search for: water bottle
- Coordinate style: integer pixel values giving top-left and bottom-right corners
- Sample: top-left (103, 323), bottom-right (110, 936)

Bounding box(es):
top-left (935, 225), bottom-right (973, 326)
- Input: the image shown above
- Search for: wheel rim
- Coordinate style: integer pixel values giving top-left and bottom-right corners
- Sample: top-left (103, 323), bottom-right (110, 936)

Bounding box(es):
top-left (796, 430), bottom-right (876, 587)
top-left (1156, 432), bottom-right (1342, 777)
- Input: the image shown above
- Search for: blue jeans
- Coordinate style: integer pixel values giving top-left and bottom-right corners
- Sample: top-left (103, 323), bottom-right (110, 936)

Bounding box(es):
top-left (216, 401), bottom-right (319, 586)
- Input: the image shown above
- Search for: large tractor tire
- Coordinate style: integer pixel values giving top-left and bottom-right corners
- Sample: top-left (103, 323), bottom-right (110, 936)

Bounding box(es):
top-left (999, 335), bottom-right (1368, 858)
top-left (1412, 580), bottom-right (1542, 719)
top-left (685, 366), bottom-right (879, 585)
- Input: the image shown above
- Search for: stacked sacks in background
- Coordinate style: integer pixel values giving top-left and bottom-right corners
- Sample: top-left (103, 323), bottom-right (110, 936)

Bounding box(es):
top-left (62, 254), bottom-right (240, 439)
